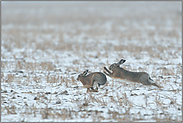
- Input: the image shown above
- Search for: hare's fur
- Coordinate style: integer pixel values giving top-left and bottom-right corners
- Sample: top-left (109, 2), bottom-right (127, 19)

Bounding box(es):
top-left (104, 59), bottom-right (160, 88)
top-left (77, 70), bottom-right (107, 92)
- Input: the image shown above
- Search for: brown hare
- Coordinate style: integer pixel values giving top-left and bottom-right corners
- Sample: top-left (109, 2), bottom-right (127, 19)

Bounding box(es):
top-left (103, 59), bottom-right (160, 88)
top-left (77, 70), bottom-right (107, 92)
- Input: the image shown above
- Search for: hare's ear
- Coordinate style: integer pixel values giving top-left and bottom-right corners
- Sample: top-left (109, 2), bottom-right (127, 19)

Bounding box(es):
top-left (83, 70), bottom-right (88, 76)
top-left (118, 59), bottom-right (126, 65)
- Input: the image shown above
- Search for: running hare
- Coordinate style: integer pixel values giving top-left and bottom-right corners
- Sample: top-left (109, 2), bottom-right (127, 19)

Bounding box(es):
top-left (77, 70), bottom-right (107, 92)
top-left (104, 59), bottom-right (160, 87)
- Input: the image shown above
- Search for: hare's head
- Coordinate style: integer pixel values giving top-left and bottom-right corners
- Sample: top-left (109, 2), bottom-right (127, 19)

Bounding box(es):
top-left (77, 70), bottom-right (88, 81)
top-left (109, 59), bottom-right (126, 70)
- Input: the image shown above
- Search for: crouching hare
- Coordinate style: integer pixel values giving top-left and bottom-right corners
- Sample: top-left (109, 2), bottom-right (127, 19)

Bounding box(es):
top-left (77, 70), bottom-right (107, 92)
top-left (104, 59), bottom-right (160, 88)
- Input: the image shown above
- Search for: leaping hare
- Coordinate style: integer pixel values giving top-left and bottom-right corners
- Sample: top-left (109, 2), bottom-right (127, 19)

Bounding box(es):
top-left (103, 59), bottom-right (160, 88)
top-left (77, 70), bottom-right (107, 92)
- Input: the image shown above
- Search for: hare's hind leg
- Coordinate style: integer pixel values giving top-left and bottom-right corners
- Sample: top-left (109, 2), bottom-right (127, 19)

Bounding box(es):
top-left (140, 74), bottom-right (161, 88)
top-left (151, 83), bottom-right (161, 88)
top-left (93, 81), bottom-right (99, 92)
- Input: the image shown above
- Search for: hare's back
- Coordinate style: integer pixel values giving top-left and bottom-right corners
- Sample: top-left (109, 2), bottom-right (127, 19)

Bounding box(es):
top-left (92, 72), bottom-right (107, 85)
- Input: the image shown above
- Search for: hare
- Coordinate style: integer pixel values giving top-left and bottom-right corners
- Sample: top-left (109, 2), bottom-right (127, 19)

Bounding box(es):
top-left (103, 59), bottom-right (160, 88)
top-left (77, 70), bottom-right (107, 92)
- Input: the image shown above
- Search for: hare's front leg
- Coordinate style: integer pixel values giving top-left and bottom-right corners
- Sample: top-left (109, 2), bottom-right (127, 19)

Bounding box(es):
top-left (103, 67), bottom-right (112, 77)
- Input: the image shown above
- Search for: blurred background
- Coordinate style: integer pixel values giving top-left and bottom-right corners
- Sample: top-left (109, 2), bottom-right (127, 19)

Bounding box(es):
top-left (2, 1), bottom-right (181, 52)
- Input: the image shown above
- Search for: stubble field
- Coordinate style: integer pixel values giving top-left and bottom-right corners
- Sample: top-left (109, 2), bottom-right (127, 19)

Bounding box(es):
top-left (1, 2), bottom-right (182, 122)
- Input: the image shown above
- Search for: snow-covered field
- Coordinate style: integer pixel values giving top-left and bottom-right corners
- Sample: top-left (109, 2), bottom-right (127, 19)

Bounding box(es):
top-left (1, 2), bottom-right (182, 122)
